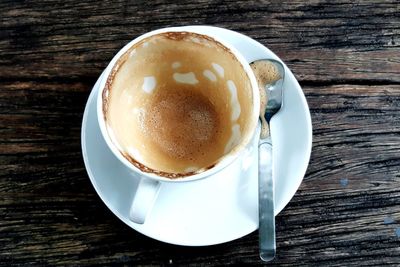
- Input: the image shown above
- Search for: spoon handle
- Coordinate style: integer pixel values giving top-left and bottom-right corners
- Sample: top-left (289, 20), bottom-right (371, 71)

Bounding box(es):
top-left (258, 138), bottom-right (275, 262)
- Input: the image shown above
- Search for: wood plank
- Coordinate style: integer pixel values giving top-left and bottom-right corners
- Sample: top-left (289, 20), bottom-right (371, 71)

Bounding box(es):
top-left (304, 85), bottom-right (400, 191)
top-left (0, 0), bottom-right (399, 83)
top-left (0, 190), bottom-right (399, 266)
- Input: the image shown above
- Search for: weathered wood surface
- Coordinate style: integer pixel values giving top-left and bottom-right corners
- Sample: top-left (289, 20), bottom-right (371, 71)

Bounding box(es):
top-left (1, 0), bottom-right (400, 266)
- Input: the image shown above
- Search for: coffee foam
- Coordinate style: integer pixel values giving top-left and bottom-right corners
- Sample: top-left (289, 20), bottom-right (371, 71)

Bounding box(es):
top-left (142, 76), bottom-right (156, 94)
top-left (224, 124), bottom-right (241, 154)
top-left (172, 61), bottom-right (181, 69)
top-left (103, 32), bottom-right (254, 177)
top-left (212, 63), bottom-right (225, 77)
top-left (250, 60), bottom-right (281, 138)
top-left (251, 60), bottom-right (280, 87)
top-left (203, 70), bottom-right (217, 82)
top-left (173, 72), bottom-right (199, 84)
top-left (227, 80), bottom-right (241, 121)
top-left (144, 88), bottom-right (220, 162)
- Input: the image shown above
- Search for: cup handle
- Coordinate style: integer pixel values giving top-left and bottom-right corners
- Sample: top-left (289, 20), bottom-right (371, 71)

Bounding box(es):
top-left (129, 178), bottom-right (161, 224)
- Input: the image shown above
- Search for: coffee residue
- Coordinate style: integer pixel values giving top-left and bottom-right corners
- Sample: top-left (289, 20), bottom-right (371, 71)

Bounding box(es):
top-left (250, 60), bottom-right (281, 138)
top-left (143, 88), bottom-right (221, 162)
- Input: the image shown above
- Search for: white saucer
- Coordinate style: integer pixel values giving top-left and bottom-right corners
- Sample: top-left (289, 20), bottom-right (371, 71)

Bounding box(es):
top-left (81, 26), bottom-right (312, 246)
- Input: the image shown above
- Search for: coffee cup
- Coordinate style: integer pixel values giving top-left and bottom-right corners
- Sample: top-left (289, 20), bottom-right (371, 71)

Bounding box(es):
top-left (97, 27), bottom-right (260, 224)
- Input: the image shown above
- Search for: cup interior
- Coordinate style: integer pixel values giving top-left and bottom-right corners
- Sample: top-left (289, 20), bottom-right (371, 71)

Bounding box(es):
top-left (101, 31), bottom-right (258, 179)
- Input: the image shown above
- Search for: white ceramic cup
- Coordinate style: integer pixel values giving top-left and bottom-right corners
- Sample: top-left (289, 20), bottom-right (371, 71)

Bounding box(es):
top-left (97, 27), bottom-right (260, 224)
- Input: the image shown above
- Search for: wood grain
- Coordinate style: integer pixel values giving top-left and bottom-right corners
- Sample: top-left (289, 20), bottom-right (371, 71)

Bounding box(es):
top-left (1, 0), bottom-right (399, 82)
top-left (1, 0), bottom-right (400, 266)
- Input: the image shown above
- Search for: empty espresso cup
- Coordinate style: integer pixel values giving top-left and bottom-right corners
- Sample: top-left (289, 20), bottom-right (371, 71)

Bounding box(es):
top-left (97, 27), bottom-right (260, 224)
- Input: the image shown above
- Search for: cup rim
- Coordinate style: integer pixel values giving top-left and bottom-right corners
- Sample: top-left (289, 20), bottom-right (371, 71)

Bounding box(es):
top-left (96, 26), bottom-right (260, 183)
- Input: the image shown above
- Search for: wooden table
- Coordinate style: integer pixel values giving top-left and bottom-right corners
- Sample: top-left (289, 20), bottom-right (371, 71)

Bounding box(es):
top-left (1, 1), bottom-right (399, 265)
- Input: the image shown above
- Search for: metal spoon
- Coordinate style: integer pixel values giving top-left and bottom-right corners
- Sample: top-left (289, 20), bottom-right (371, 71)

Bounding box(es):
top-left (250, 59), bottom-right (285, 262)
